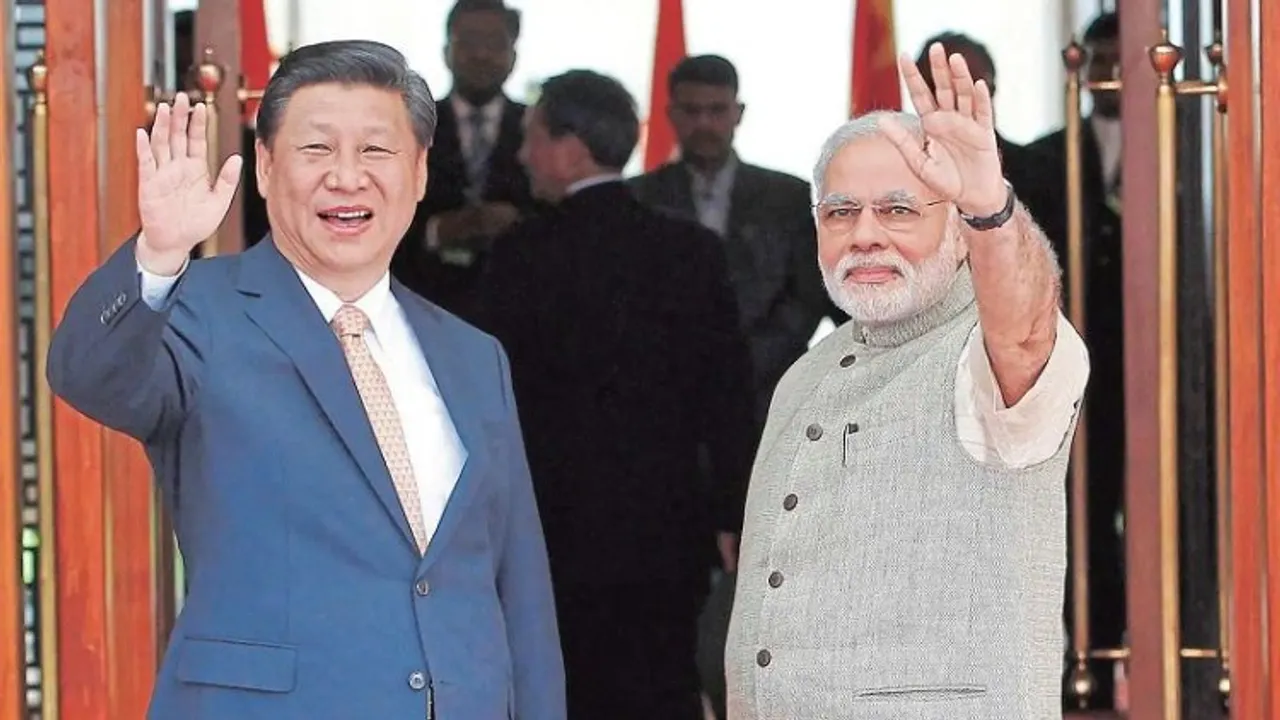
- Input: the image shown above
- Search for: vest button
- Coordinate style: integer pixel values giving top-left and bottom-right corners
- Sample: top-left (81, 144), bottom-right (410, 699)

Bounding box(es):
top-left (756, 649), bottom-right (772, 667)
top-left (768, 571), bottom-right (784, 588)
top-left (839, 354), bottom-right (857, 368)
top-left (415, 579), bottom-right (430, 596)
top-left (782, 494), bottom-right (798, 511)
top-left (805, 423), bottom-right (823, 441)
top-left (407, 671), bottom-right (427, 691)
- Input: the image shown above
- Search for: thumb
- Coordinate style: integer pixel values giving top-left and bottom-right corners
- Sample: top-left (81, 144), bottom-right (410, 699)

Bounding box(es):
top-left (213, 154), bottom-right (244, 205)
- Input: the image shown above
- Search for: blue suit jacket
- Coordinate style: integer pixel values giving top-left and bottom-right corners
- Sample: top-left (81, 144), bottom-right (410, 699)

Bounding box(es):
top-left (46, 237), bottom-right (565, 720)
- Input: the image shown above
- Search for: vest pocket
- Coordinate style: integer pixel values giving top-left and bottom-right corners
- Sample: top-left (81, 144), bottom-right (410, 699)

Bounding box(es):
top-left (855, 684), bottom-right (987, 700)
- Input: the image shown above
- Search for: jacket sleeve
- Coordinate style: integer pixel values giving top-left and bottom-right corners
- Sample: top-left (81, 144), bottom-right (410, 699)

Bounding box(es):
top-left (45, 235), bottom-right (209, 443)
top-left (492, 338), bottom-right (566, 720)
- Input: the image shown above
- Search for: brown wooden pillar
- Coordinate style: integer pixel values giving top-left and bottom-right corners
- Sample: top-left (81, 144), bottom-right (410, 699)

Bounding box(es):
top-left (1259, 0), bottom-right (1280, 714)
top-left (196, 0), bottom-right (244, 254)
top-left (1117, 0), bottom-right (1175, 717)
top-left (45, 1), bottom-right (109, 718)
top-left (102, 1), bottom-right (158, 718)
top-left (0, 0), bottom-right (25, 717)
top-left (1222, 0), bottom-right (1271, 717)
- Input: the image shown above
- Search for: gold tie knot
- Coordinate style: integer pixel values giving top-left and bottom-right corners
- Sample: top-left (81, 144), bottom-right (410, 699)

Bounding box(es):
top-left (332, 304), bottom-right (370, 339)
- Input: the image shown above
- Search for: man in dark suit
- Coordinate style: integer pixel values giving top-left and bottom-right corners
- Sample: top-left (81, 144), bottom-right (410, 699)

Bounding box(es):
top-left (47, 41), bottom-right (563, 719)
top-left (913, 32), bottom-right (1046, 224)
top-left (475, 70), bottom-right (757, 720)
top-left (391, 0), bottom-right (533, 321)
top-left (629, 54), bottom-right (830, 719)
top-left (1025, 11), bottom-right (1126, 710)
top-left (631, 55), bottom-right (832, 427)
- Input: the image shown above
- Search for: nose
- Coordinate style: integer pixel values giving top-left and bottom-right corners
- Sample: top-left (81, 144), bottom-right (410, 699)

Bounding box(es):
top-left (325, 149), bottom-right (366, 193)
top-left (847, 211), bottom-right (888, 253)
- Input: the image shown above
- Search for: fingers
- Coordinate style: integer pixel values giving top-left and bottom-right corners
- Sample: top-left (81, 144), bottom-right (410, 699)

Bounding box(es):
top-left (949, 52), bottom-right (975, 119)
top-left (899, 52), bottom-right (936, 115)
top-left (878, 116), bottom-right (930, 176)
top-left (973, 79), bottom-right (996, 131)
top-left (170, 92), bottom-right (191, 160)
top-left (150, 102), bottom-right (171, 164)
top-left (135, 128), bottom-right (156, 182)
top-left (929, 43), bottom-right (955, 112)
top-left (213, 154), bottom-right (244, 203)
top-left (188, 102), bottom-right (208, 162)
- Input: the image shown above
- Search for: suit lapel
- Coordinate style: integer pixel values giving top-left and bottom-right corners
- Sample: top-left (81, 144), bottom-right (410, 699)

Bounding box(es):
top-left (237, 240), bottom-right (417, 551)
top-left (391, 282), bottom-right (490, 569)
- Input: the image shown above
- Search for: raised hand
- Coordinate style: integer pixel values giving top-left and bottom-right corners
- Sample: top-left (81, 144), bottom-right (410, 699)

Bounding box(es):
top-left (879, 43), bottom-right (1007, 217)
top-left (135, 92), bottom-right (243, 274)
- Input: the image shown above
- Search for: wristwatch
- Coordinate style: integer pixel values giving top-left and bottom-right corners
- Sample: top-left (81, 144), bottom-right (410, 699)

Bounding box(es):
top-left (958, 179), bottom-right (1016, 231)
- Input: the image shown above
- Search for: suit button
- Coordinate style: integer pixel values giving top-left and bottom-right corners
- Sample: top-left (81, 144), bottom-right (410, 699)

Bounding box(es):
top-left (415, 579), bottom-right (430, 596)
top-left (839, 354), bottom-right (857, 368)
top-left (768, 571), bottom-right (784, 588)
top-left (115, 292), bottom-right (127, 305)
top-left (805, 424), bottom-right (823, 441)
top-left (782, 494), bottom-right (798, 511)
top-left (408, 671), bottom-right (427, 691)
top-left (756, 649), bottom-right (772, 667)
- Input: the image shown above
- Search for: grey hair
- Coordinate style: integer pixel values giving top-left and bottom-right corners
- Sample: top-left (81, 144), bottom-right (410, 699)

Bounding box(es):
top-left (811, 110), bottom-right (924, 203)
top-left (256, 40), bottom-right (438, 149)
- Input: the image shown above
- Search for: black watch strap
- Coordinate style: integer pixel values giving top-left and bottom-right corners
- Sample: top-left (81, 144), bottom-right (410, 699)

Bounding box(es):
top-left (958, 180), bottom-right (1016, 231)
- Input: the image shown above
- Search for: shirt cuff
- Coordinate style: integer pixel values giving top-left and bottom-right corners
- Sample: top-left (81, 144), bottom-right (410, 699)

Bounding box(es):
top-left (967, 312), bottom-right (1091, 468)
top-left (137, 257), bottom-right (188, 310)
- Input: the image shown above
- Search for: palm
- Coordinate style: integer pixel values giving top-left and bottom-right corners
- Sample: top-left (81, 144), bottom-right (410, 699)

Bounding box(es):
top-left (136, 93), bottom-right (242, 253)
top-left (879, 44), bottom-right (1005, 213)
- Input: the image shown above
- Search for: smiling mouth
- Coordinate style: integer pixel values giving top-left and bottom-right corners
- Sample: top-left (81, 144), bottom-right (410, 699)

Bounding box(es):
top-left (317, 208), bottom-right (374, 232)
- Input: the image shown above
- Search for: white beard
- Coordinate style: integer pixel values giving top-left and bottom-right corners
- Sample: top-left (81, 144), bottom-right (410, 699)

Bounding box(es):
top-left (823, 226), bottom-right (966, 327)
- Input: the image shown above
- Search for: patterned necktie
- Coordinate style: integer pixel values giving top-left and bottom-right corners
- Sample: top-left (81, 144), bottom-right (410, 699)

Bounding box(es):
top-left (465, 108), bottom-right (493, 201)
top-left (331, 304), bottom-right (427, 554)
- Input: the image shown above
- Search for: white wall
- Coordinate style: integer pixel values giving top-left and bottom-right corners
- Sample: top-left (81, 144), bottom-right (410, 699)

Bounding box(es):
top-left (257, 0), bottom-right (1083, 179)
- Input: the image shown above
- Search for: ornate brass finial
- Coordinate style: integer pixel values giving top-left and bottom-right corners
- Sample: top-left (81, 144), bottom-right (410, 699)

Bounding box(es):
top-left (195, 47), bottom-right (225, 101)
top-left (1148, 31), bottom-right (1184, 79)
top-left (28, 51), bottom-right (48, 98)
top-left (1062, 39), bottom-right (1087, 73)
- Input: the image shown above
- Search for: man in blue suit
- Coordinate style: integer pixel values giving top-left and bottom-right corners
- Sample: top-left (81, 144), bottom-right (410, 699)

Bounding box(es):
top-left (46, 40), bottom-right (564, 719)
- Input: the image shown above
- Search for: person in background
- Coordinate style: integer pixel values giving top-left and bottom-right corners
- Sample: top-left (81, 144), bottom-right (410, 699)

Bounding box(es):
top-left (1026, 12), bottom-right (1125, 709)
top-left (630, 55), bottom-right (836, 719)
top-left (476, 69), bottom-right (757, 720)
top-left (47, 40), bottom-right (563, 719)
top-left (392, 0), bottom-right (534, 321)
top-left (632, 55), bottom-right (833, 427)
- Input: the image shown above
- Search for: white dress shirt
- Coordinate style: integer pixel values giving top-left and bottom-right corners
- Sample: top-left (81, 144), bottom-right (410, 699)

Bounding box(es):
top-left (139, 261), bottom-right (467, 546)
top-left (687, 154), bottom-right (738, 237)
top-left (1091, 114), bottom-right (1123, 191)
top-left (954, 311), bottom-right (1090, 469)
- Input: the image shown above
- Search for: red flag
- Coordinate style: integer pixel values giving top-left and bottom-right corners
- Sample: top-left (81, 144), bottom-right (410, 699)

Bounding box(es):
top-left (240, 0), bottom-right (273, 124)
top-left (850, 0), bottom-right (901, 116)
top-left (644, 0), bottom-right (686, 171)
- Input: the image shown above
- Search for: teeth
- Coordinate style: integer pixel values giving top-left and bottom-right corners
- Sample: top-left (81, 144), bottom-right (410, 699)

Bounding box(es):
top-left (329, 210), bottom-right (370, 220)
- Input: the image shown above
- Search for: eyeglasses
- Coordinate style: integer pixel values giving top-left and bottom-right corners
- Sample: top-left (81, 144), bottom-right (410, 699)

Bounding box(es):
top-left (813, 196), bottom-right (948, 233)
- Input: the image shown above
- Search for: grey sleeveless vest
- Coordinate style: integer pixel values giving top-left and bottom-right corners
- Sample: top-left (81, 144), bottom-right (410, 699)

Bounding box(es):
top-left (726, 267), bottom-right (1073, 719)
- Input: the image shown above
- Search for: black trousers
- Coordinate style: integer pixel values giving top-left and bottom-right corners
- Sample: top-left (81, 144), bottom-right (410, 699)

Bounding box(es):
top-left (555, 579), bottom-right (705, 720)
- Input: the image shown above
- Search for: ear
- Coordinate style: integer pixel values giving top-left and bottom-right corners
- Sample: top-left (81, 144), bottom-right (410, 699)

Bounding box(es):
top-left (734, 101), bottom-right (746, 127)
top-left (255, 138), bottom-right (271, 198)
top-left (415, 146), bottom-right (430, 201)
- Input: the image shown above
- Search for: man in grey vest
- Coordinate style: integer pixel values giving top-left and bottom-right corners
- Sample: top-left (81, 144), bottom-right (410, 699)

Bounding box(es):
top-left (725, 45), bottom-right (1089, 719)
